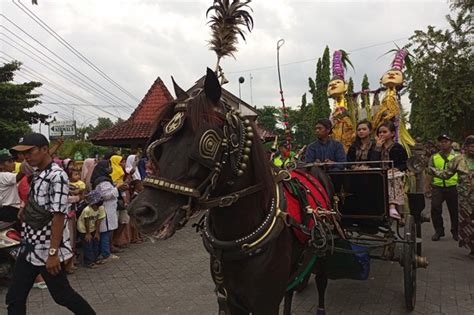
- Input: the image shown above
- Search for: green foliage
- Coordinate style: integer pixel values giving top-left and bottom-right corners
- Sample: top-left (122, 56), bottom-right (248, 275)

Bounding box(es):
top-left (54, 139), bottom-right (108, 160)
top-left (408, 7), bottom-right (473, 140)
top-left (77, 117), bottom-right (116, 140)
top-left (0, 61), bottom-right (46, 148)
top-left (256, 106), bottom-right (279, 132)
top-left (347, 77), bottom-right (354, 96)
top-left (301, 46), bottom-right (333, 143)
top-left (361, 73), bottom-right (370, 109)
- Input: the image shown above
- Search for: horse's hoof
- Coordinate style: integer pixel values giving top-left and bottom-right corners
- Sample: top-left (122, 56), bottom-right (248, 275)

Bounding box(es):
top-left (316, 308), bottom-right (326, 315)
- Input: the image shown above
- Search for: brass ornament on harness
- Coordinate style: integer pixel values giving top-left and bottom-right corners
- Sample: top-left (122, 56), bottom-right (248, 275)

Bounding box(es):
top-left (164, 111), bottom-right (185, 135)
top-left (199, 130), bottom-right (223, 161)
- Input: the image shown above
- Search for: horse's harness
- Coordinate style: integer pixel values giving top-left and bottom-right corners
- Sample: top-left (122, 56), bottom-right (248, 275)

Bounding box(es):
top-left (142, 93), bottom-right (341, 313)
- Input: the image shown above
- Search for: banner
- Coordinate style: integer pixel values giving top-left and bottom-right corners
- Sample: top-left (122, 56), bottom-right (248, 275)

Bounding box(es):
top-left (49, 120), bottom-right (76, 139)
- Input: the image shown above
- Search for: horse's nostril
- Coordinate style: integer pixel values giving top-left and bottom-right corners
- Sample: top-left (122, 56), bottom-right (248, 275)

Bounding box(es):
top-left (133, 205), bottom-right (158, 223)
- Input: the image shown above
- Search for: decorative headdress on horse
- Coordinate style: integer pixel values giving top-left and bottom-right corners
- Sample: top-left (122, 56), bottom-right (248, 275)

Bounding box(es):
top-left (327, 49), bottom-right (353, 98)
top-left (207, 0), bottom-right (254, 84)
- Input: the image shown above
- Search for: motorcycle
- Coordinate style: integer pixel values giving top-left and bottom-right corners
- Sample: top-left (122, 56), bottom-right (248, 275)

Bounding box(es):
top-left (0, 221), bottom-right (20, 280)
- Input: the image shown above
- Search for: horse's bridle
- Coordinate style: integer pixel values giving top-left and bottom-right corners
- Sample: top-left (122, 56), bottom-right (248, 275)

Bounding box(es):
top-left (143, 93), bottom-right (260, 228)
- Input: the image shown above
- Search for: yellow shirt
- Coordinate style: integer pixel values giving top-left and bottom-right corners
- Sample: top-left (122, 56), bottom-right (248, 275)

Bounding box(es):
top-left (13, 162), bottom-right (21, 174)
top-left (70, 180), bottom-right (86, 190)
top-left (77, 205), bottom-right (106, 234)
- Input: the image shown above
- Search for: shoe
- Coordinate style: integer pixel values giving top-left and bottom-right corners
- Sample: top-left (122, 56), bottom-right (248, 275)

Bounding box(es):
top-left (111, 247), bottom-right (124, 253)
top-left (33, 282), bottom-right (47, 290)
top-left (85, 263), bottom-right (99, 269)
top-left (432, 232), bottom-right (443, 241)
top-left (452, 233), bottom-right (459, 241)
top-left (389, 208), bottom-right (401, 220)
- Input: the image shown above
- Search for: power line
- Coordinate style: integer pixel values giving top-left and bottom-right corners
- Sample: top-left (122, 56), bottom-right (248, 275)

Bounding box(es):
top-left (13, 70), bottom-right (122, 119)
top-left (0, 30), bottom-right (134, 113)
top-left (12, 80), bottom-right (94, 121)
top-left (14, 0), bottom-right (140, 102)
top-left (0, 14), bottom-right (136, 110)
top-left (41, 102), bottom-right (117, 108)
top-left (227, 36), bottom-right (410, 74)
top-left (1, 53), bottom-right (124, 118)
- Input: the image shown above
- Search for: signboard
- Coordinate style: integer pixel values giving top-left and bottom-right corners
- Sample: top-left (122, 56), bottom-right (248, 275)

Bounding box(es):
top-left (49, 120), bottom-right (76, 139)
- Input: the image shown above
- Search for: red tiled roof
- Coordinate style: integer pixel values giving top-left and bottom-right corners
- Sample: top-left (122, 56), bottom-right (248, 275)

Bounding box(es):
top-left (91, 77), bottom-right (173, 145)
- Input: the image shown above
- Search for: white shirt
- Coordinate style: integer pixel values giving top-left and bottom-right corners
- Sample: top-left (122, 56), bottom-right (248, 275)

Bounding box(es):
top-left (125, 154), bottom-right (141, 181)
top-left (0, 172), bottom-right (21, 208)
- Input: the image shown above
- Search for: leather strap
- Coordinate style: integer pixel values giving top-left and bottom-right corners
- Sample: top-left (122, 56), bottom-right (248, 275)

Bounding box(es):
top-left (198, 183), bottom-right (263, 208)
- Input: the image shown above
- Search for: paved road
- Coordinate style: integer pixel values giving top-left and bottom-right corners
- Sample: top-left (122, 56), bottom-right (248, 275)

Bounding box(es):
top-left (0, 212), bottom-right (473, 314)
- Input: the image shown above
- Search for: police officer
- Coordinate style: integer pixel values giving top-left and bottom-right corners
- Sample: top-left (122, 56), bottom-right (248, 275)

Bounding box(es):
top-left (426, 134), bottom-right (459, 241)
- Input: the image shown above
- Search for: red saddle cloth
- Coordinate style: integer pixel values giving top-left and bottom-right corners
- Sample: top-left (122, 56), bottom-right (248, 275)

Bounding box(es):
top-left (284, 171), bottom-right (331, 243)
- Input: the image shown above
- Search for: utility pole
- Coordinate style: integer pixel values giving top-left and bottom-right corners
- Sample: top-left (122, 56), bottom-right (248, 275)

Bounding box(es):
top-left (249, 73), bottom-right (253, 106)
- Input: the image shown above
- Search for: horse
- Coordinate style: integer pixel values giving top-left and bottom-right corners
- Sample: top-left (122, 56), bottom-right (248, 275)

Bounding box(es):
top-left (128, 68), bottom-right (336, 315)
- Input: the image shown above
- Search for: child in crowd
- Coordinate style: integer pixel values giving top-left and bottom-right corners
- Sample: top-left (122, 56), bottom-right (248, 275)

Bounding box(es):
top-left (129, 180), bottom-right (144, 244)
top-left (77, 190), bottom-right (106, 268)
top-left (65, 168), bottom-right (85, 274)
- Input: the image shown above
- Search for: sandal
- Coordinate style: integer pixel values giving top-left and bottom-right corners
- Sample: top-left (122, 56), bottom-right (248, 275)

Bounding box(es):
top-left (85, 263), bottom-right (98, 269)
top-left (33, 282), bottom-right (47, 290)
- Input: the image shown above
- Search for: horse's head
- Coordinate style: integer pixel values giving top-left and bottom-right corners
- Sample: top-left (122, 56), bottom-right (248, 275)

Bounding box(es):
top-left (128, 68), bottom-right (272, 238)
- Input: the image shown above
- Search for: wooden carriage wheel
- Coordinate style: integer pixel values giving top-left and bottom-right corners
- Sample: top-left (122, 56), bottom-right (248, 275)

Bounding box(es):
top-left (403, 215), bottom-right (417, 310)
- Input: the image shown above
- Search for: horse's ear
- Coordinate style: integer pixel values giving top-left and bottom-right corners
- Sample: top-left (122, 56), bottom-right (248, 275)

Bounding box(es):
top-left (171, 76), bottom-right (188, 99)
top-left (204, 67), bottom-right (221, 105)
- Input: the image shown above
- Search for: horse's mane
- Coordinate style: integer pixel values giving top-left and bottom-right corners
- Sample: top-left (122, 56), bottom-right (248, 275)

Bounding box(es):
top-left (147, 94), bottom-right (274, 210)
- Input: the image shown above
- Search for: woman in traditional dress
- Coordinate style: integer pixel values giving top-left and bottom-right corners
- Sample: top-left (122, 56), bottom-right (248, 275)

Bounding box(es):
top-left (375, 120), bottom-right (408, 219)
top-left (428, 136), bottom-right (474, 259)
top-left (347, 120), bottom-right (380, 168)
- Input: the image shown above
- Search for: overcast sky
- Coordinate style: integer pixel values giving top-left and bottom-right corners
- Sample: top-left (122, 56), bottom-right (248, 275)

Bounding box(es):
top-left (1, 0), bottom-right (452, 129)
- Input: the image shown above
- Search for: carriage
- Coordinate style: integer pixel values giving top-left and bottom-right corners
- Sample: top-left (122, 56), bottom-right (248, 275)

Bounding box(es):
top-left (316, 161), bottom-right (430, 311)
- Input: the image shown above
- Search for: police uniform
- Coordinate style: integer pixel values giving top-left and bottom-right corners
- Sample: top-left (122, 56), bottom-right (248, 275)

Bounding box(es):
top-left (429, 135), bottom-right (459, 241)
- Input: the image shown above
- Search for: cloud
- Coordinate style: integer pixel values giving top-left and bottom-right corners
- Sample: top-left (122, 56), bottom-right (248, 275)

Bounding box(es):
top-left (1, 0), bottom-right (451, 126)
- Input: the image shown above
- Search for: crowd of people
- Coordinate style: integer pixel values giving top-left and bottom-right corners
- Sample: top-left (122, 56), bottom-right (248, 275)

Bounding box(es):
top-left (0, 121), bottom-right (472, 313)
top-left (0, 133), bottom-right (154, 314)
top-left (272, 118), bottom-right (474, 259)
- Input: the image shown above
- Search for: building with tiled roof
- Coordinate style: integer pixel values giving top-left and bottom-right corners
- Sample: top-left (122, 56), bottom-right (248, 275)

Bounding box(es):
top-left (90, 77), bottom-right (174, 147)
top-left (91, 75), bottom-right (266, 148)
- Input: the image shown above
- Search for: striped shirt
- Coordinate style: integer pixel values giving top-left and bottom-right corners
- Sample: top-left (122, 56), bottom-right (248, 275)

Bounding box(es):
top-left (22, 162), bottom-right (73, 266)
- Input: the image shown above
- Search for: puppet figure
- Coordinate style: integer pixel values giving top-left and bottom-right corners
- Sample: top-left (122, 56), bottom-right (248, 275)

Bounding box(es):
top-left (373, 48), bottom-right (415, 155)
top-left (327, 50), bottom-right (355, 152)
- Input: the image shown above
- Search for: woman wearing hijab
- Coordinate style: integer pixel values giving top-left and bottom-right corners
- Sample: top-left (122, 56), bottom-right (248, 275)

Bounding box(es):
top-left (81, 158), bottom-right (96, 192)
top-left (109, 155), bottom-right (131, 248)
top-left (90, 160), bottom-right (120, 262)
top-left (110, 155), bottom-right (125, 184)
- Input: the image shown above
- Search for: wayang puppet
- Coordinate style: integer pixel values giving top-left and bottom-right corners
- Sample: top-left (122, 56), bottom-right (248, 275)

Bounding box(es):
top-left (327, 50), bottom-right (356, 152)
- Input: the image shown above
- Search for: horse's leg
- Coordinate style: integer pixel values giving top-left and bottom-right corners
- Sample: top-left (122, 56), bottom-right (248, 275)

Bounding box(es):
top-left (283, 290), bottom-right (294, 315)
top-left (226, 303), bottom-right (249, 315)
top-left (315, 261), bottom-right (328, 315)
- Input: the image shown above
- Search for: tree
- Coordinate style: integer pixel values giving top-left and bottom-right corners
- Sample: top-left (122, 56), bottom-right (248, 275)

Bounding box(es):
top-left (315, 46), bottom-right (331, 119)
top-left (0, 61), bottom-right (46, 148)
top-left (408, 6), bottom-right (473, 140)
top-left (347, 77), bottom-right (354, 96)
top-left (256, 106), bottom-right (279, 132)
top-left (360, 73), bottom-right (370, 109)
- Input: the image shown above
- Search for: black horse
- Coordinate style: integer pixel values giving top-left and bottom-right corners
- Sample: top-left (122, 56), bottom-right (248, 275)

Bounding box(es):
top-left (129, 68), bottom-right (335, 315)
